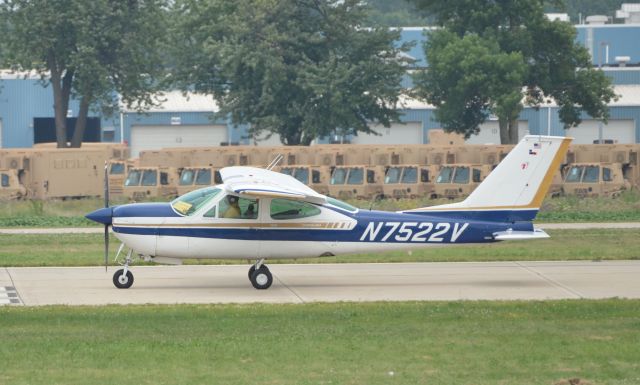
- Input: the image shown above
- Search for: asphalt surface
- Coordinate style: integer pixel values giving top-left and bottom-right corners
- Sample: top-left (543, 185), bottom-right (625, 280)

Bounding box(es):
top-left (2, 261), bottom-right (639, 306)
top-left (1, 222), bottom-right (640, 234)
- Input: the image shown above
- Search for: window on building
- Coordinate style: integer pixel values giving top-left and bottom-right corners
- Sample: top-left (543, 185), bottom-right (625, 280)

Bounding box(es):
top-left (270, 199), bottom-right (321, 220)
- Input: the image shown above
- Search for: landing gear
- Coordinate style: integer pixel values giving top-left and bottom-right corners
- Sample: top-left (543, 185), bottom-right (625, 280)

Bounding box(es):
top-left (112, 248), bottom-right (134, 289)
top-left (248, 259), bottom-right (273, 290)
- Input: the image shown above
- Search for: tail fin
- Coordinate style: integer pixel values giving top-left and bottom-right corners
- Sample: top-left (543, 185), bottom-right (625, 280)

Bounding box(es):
top-left (405, 135), bottom-right (572, 221)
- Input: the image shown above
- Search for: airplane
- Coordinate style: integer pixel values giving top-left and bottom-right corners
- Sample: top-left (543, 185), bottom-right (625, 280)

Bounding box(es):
top-left (86, 135), bottom-right (571, 290)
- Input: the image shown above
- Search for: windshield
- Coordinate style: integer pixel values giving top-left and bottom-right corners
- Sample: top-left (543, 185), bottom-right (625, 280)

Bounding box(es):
top-left (347, 168), bottom-right (364, 184)
top-left (171, 187), bottom-right (222, 216)
top-left (582, 166), bottom-right (599, 183)
top-left (124, 170), bottom-right (142, 186)
top-left (401, 167), bottom-right (417, 184)
top-left (179, 169), bottom-right (195, 186)
top-left (110, 163), bottom-right (125, 175)
top-left (385, 167), bottom-right (401, 184)
top-left (326, 197), bottom-right (357, 212)
top-left (453, 167), bottom-right (469, 184)
top-left (565, 166), bottom-right (583, 183)
top-left (293, 168), bottom-right (309, 184)
top-left (331, 168), bottom-right (347, 185)
top-left (141, 170), bottom-right (157, 186)
top-left (195, 169), bottom-right (212, 185)
top-left (1, 174), bottom-right (9, 187)
top-left (436, 167), bottom-right (454, 184)
top-left (280, 167), bottom-right (293, 176)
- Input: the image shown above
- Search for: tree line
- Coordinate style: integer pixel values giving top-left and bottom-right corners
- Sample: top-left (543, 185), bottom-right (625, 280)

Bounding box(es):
top-left (0, 0), bottom-right (616, 147)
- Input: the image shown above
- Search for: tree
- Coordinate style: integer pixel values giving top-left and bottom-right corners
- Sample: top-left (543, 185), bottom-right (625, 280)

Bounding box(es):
top-left (170, 0), bottom-right (412, 145)
top-left (0, 0), bottom-right (168, 148)
top-left (410, 0), bottom-right (617, 144)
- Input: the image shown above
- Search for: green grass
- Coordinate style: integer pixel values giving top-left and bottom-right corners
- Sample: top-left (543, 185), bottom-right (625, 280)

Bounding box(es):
top-left (1, 300), bottom-right (639, 385)
top-left (2, 191), bottom-right (640, 227)
top-left (1, 228), bottom-right (638, 267)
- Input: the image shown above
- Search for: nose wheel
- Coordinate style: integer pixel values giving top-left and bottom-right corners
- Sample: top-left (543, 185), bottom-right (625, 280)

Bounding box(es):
top-left (113, 269), bottom-right (134, 289)
top-left (249, 259), bottom-right (272, 290)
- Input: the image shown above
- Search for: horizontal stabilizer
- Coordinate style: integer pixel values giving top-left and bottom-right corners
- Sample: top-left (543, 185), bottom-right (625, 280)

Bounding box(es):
top-left (493, 228), bottom-right (550, 241)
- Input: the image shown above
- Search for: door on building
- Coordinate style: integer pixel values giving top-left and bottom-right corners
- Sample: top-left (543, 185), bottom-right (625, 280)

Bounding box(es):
top-left (465, 121), bottom-right (529, 144)
top-left (350, 122), bottom-right (423, 144)
top-left (130, 125), bottom-right (228, 157)
top-left (565, 120), bottom-right (636, 144)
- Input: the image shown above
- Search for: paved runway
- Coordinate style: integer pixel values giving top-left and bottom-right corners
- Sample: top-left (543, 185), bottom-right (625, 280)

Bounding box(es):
top-left (1, 261), bottom-right (639, 306)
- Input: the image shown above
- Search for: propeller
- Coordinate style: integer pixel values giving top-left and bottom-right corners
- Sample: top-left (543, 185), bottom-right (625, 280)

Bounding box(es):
top-left (104, 161), bottom-right (109, 272)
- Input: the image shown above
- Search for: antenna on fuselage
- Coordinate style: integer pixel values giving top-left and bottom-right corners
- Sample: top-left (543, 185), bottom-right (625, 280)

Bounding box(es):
top-left (265, 154), bottom-right (284, 171)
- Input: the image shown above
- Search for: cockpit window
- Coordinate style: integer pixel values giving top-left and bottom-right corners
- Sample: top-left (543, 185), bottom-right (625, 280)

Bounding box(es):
top-left (195, 169), bottom-right (212, 185)
top-left (172, 187), bottom-right (222, 216)
top-left (124, 170), bottom-right (142, 186)
top-left (385, 167), bottom-right (401, 184)
top-left (141, 170), bottom-right (157, 186)
top-left (179, 169), bottom-right (195, 186)
top-left (436, 166), bottom-right (453, 184)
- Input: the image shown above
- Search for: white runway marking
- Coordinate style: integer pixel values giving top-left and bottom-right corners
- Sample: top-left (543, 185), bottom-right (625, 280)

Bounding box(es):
top-left (5, 261), bottom-right (640, 306)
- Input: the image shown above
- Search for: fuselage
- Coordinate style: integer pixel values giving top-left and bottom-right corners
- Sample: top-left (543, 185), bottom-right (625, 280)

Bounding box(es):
top-left (97, 188), bottom-right (533, 261)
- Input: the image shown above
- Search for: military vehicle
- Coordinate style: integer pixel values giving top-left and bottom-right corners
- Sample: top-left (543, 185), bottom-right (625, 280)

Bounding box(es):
top-left (328, 165), bottom-right (385, 200)
top-left (430, 164), bottom-right (493, 199)
top-left (0, 169), bottom-right (27, 200)
top-left (123, 167), bottom-right (179, 200)
top-left (176, 167), bottom-right (222, 196)
top-left (277, 165), bottom-right (332, 195)
top-left (382, 165), bottom-right (439, 199)
top-left (561, 163), bottom-right (630, 197)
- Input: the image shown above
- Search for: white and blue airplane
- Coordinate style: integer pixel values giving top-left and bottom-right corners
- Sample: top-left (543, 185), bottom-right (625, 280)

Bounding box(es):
top-left (87, 135), bottom-right (571, 290)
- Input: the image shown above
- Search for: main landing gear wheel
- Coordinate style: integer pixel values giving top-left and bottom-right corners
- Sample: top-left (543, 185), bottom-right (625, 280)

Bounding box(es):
top-left (250, 266), bottom-right (273, 290)
top-left (248, 265), bottom-right (256, 279)
top-left (113, 269), bottom-right (134, 289)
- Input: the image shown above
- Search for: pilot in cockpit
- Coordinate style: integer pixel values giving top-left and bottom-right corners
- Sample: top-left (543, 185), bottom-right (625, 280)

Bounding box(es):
top-left (223, 195), bottom-right (241, 218)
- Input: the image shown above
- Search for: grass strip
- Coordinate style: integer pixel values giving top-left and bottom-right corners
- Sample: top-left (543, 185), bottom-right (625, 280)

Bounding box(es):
top-left (1, 228), bottom-right (638, 267)
top-left (1, 300), bottom-right (639, 385)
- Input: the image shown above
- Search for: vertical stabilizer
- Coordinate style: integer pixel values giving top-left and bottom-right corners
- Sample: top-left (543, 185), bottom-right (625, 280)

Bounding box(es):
top-left (404, 135), bottom-right (571, 220)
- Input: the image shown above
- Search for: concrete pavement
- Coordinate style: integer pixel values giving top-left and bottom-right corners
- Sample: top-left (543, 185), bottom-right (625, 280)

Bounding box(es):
top-left (2, 260), bottom-right (639, 306)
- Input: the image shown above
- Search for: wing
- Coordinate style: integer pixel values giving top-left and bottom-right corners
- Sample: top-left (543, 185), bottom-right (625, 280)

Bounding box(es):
top-left (219, 166), bottom-right (327, 204)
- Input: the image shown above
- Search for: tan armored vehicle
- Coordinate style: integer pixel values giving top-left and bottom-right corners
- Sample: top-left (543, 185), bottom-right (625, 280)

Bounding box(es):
top-left (0, 169), bottom-right (27, 200)
top-left (123, 167), bottom-right (179, 200)
top-left (277, 165), bottom-right (332, 195)
top-left (561, 163), bottom-right (630, 197)
top-left (328, 165), bottom-right (385, 200)
top-left (431, 164), bottom-right (493, 199)
top-left (382, 165), bottom-right (438, 199)
top-left (176, 167), bottom-right (222, 196)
